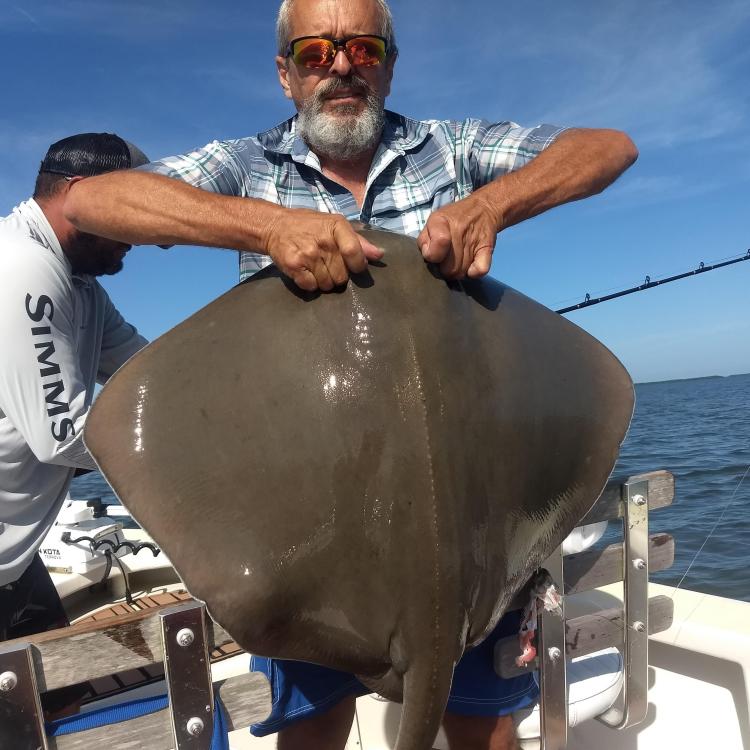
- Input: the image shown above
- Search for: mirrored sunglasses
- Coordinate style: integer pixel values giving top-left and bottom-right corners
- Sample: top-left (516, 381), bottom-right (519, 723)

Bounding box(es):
top-left (287, 35), bottom-right (388, 69)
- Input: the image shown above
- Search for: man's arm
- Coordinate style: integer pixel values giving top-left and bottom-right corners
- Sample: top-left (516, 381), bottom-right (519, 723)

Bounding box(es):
top-left (63, 171), bottom-right (383, 292)
top-left (0, 252), bottom-right (96, 469)
top-left (418, 128), bottom-right (638, 278)
top-left (97, 292), bottom-right (148, 383)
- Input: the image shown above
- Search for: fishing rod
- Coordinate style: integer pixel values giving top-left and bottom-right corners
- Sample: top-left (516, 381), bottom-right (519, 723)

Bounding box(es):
top-left (556, 249), bottom-right (750, 314)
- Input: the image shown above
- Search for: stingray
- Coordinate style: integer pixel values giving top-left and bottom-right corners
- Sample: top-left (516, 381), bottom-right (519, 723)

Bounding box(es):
top-left (84, 225), bottom-right (634, 750)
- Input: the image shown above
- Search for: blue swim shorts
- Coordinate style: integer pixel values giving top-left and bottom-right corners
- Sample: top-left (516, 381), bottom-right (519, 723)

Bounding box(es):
top-left (249, 610), bottom-right (538, 736)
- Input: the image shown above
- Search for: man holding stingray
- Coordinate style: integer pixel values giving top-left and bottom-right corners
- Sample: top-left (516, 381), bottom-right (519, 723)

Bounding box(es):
top-left (64, 1), bottom-right (637, 747)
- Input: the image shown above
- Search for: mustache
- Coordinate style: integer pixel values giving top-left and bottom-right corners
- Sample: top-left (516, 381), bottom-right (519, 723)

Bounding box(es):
top-left (313, 74), bottom-right (373, 102)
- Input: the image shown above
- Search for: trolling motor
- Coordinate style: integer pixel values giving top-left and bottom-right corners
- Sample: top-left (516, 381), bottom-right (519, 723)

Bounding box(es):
top-left (40, 498), bottom-right (127, 575)
top-left (40, 497), bottom-right (160, 605)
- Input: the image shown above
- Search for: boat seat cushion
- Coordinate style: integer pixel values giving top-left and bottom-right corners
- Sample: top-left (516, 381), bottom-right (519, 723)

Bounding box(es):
top-left (561, 521), bottom-right (608, 555)
top-left (513, 646), bottom-right (623, 739)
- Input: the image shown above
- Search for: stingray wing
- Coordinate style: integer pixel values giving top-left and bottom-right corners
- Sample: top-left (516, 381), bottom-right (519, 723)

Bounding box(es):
top-left (85, 226), bottom-right (633, 750)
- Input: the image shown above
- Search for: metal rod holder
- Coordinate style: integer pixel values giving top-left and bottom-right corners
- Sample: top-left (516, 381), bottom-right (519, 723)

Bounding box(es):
top-left (160, 601), bottom-right (214, 749)
top-left (598, 477), bottom-right (650, 729)
top-left (0, 642), bottom-right (48, 750)
top-left (539, 545), bottom-right (568, 750)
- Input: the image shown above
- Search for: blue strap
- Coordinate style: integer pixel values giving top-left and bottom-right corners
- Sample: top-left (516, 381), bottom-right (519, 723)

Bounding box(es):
top-left (47, 692), bottom-right (229, 749)
top-left (46, 693), bottom-right (169, 736)
top-left (211, 693), bottom-right (229, 750)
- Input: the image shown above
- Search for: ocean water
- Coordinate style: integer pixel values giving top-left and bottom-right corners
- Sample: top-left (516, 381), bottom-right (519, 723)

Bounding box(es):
top-left (71, 373), bottom-right (750, 602)
top-left (613, 373), bottom-right (750, 602)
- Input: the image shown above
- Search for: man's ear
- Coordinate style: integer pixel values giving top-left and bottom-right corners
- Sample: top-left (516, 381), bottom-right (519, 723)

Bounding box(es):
top-left (60, 175), bottom-right (85, 200)
top-left (383, 51), bottom-right (397, 98)
top-left (276, 56), bottom-right (294, 100)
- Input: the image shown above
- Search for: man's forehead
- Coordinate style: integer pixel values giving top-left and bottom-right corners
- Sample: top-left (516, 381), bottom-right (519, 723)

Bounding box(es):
top-left (287, 0), bottom-right (383, 36)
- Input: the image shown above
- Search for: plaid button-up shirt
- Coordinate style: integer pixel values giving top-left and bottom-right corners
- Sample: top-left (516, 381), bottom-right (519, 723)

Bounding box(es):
top-left (143, 111), bottom-right (566, 282)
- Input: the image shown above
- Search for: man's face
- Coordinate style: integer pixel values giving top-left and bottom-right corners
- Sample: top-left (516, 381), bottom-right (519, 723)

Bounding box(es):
top-left (66, 230), bottom-right (131, 277)
top-left (276, 0), bottom-right (396, 158)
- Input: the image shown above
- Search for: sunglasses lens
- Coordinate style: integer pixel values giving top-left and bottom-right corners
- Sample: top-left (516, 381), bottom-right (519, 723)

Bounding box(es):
top-left (292, 38), bottom-right (335, 68)
top-left (290, 36), bottom-right (387, 68)
top-left (345, 36), bottom-right (387, 66)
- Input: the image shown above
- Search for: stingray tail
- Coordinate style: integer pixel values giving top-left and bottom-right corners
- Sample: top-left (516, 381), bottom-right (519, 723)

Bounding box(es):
top-left (394, 654), bottom-right (454, 750)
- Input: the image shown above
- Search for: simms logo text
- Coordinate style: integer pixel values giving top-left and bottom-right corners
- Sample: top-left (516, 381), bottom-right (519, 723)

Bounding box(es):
top-left (25, 294), bottom-right (75, 442)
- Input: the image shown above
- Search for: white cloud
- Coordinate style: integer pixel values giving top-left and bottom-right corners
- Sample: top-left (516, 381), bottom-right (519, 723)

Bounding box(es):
top-left (391, 0), bottom-right (749, 150)
top-left (191, 66), bottom-right (281, 103)
top-left (0, 126), bottom-right (57, 155)
top-left (10, 4), bottom-right (41, 27)
top-left (2, 1), bottom-right (270, 40)
top-left (517, 0), bottom-right (749, 146)
top-left (586, 173), bottom-right (726, 211)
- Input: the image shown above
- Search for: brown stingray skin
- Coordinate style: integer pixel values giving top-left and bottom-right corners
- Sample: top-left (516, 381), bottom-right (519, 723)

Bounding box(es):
top-left (84, 226), bottom-right (634, 750)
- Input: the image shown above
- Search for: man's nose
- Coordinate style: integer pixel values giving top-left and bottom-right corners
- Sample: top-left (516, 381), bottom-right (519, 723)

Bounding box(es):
top-left (329, 48), bottom-right (353, 76)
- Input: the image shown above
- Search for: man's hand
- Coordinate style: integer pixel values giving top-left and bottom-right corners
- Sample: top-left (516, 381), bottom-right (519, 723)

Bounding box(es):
top-left (263, 209), bottom-right (383, 292)
top-left (417, 128), bottom-right (638, 281)
top-left (417, 191), bottom-right (500, 280)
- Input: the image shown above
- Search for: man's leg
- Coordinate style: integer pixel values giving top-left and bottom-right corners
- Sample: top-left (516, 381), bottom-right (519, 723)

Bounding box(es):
top-left (443, 611), bottom-right (537, 750)
top-left (442, 711), bottom-right (519, 750)
top-left (0, 555), bottom-right (69, 640)
top-left (0, 555), bottom-right (88, 719)
top-left (277, 695), bottom-right (357, 750)
top-left (249, 656), bottom-right (368, 747)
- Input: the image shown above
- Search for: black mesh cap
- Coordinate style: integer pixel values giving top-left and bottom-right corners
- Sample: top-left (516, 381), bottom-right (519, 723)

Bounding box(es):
top-left (39, 132), bottom-right (149, 178)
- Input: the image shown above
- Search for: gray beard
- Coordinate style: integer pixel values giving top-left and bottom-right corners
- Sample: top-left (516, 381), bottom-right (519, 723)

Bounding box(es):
top-left (297, 76), bottom-right (385, 161)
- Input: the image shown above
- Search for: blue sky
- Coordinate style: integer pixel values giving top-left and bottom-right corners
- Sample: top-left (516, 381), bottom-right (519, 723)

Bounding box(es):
top-left (1, 0), bottom-right (748, 383)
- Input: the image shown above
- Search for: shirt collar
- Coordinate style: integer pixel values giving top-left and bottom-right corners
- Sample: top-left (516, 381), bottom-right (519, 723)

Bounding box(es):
top-left (19, 199), bottom-right (70, 270)
top-left (379, 111), bottom-right (432, 154)
top-left (19, 199), bottom-right (92, 284)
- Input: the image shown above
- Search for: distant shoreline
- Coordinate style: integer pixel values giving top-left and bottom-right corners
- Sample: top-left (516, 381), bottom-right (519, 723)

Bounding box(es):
top-left (636, 373), bottom-right (749, 386)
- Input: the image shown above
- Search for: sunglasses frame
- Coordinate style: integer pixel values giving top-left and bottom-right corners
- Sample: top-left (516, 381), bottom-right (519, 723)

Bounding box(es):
top-left (286, 35), bottom-right (389, 68)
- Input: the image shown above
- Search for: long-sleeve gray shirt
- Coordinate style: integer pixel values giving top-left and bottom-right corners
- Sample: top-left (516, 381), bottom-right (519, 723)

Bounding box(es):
top-left (0, 199), bottom-right (147, 586)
